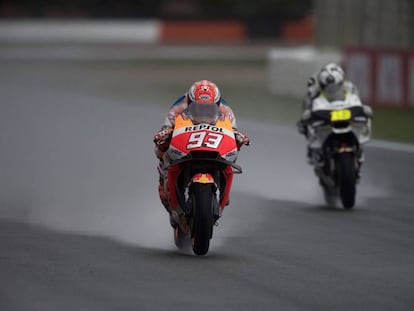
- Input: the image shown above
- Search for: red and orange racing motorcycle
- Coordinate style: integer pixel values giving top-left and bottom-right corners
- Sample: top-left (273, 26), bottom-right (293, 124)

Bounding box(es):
top-left (160, 106), bottom-right (243, 255)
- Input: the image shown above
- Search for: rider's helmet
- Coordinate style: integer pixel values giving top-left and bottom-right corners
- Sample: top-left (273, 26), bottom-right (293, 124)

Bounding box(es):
top-left (187, 80), bottom-right (221, 124)
top-left (318, 63), bottom-right (345, 95)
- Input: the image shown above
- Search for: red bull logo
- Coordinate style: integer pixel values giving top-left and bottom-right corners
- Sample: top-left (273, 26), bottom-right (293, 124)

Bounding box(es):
top-left (192, 173), bottom-right (215, 184)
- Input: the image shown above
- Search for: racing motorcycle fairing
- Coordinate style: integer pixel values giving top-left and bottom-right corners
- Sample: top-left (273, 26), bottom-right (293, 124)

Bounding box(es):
top-left (163, 113), bottom-right (241, 219)
top-left (307, 93), bottom-right (371, 151)
top-left (168, 114), bottom-right (238, 159)
top-left (312, 92), bottom-right (362, 110)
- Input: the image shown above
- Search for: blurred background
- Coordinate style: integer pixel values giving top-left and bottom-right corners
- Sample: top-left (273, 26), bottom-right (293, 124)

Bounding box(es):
top-left (0, 0), bottom-right (313, 40)
top-left (0, 0), bottom-right (412, 47)
top-left (1, 0), bottom-right (413, 143)
top-left (1, 2), bottom-right (414, 310)
top-left (0, 1), bottom-right (413, 140)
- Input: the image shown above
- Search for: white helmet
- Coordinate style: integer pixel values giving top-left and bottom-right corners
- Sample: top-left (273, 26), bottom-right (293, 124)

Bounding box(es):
top-left (318, 63), bottom-right (345, 93)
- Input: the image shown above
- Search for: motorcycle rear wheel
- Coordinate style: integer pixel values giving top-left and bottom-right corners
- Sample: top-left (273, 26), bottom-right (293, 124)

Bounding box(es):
top-left (191, 183), bottom-right (214, 256)
top-left (336, 153), bottom-right (356, 209)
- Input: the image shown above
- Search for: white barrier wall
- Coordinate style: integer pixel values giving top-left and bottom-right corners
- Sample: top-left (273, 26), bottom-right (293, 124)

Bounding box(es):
top-left (0, 20), bottom-right (161, 43)
top-left (267, 46), bottom-right (341, 98)
top-left (0, 20), bottom-right (246, 44)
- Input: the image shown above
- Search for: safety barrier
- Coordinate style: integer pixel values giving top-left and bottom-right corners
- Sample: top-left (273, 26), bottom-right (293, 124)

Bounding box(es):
top-left (161, 21), bottom-right (246, 43)
top-left (343, 48), bottom-right (414, 107)
top-left (0, 20), bottom-right (246, 44)
top-left (0, 20), bottom-right (161, 43)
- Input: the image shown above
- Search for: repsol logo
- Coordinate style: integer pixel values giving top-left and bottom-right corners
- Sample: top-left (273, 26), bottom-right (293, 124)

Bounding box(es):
top-left (185, 124), bottom-right (224, 132)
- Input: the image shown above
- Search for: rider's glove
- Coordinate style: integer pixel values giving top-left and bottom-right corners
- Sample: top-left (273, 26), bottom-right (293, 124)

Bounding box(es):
top-left (234, 130), bottom-right (250, 149)
top-left (296, 119), bottom-right (307, 136)
top-left (153, 126), bottom-right (173, 152)
top-left (362, 105), bottom-right (373, 118)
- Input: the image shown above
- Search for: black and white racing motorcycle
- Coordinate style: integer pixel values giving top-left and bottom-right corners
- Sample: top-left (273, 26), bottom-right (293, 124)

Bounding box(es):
top-left (303, 92), bottom-right (371, 209)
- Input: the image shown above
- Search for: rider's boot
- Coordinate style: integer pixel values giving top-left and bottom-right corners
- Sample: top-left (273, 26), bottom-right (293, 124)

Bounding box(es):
top-left (157, 161), bottom-right (170, 212)
top-left (356, 150), bottom-right (365, 183)
top-left (158, 177), bottom-right (169, 210)
top-left (306, 146), bottom-right (312, 164)
top-left (158, 174), bottom-right (177, 228)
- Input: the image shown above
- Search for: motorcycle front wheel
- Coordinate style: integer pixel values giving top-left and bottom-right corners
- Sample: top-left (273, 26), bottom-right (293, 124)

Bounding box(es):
top-left (336, 153), bottom-right (356, 209)
top-left (191, 183), bottom-right (214, 256)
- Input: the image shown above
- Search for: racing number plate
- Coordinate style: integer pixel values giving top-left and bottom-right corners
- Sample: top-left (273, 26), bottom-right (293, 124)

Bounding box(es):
top-left (186, 131), bottom-right (223, 149)
top-left (330, 109), bottom-right (351, 122)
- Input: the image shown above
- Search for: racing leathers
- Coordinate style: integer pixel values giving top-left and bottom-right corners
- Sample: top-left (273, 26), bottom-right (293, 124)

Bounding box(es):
top-left (297, 74), bottom-right (372, 136)
top-left (296, 74), bottom-right (373, 177)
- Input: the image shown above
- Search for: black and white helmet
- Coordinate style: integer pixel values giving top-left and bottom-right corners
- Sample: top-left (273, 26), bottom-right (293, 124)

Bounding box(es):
top-left (318, 63), bottom-right (345, 93)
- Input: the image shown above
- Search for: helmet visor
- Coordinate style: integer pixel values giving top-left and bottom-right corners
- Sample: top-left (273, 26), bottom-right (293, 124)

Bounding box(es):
top-left (188, 102), bottom-right (219, 124)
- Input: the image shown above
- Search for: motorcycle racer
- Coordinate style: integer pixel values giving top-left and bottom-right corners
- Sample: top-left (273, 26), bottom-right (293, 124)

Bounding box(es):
top-left (296, 62), bottom-right (373, 184)
top-left (297, 62), bottom-right (372, 137)
top-left (153, 80), bottom-right (250, 211)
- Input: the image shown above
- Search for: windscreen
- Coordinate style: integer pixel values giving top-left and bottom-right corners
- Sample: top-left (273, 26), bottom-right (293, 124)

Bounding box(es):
top-left (324, 83), bottom-right (346, 101)
top-left (188, 102), bottom-right (219, 124)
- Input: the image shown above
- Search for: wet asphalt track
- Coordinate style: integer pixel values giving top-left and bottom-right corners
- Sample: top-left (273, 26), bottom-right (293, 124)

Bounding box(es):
top-left (1, 60), bottom-right (414, 311)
